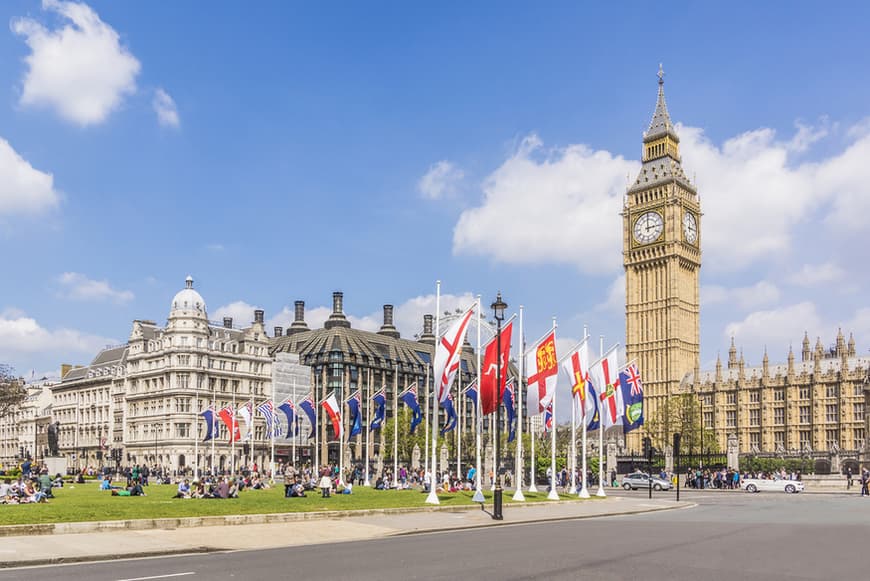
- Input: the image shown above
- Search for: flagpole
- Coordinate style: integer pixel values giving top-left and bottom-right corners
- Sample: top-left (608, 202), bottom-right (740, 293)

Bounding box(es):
top-left (547, 318), bottom-right (559, 500)
top-left (364, 371), bottom-right (371, 487)
top-left (231, 390), bottom-right (237, 477)
top-left (194, 397), bottom-right (199, 481)
top-left (423, 366), bottom-right (429, 478)
top-left (528, 398), bottom-right (538, 493)
top-left (426, 281), bottom-right (442, 505)
top-left (511, 305), bottom-right (525, 502)
top-left (456, 371), bottom-right (462, 485)
top-left (473, 295), bottom-right (484, 503)
top-left (210, 387), bottom-right (216, 474)
top-left (570, 378), bottom-right (576, 494)
top-left (393, 364), bottom-right (399, 489)
top-left (579, 324), bottom-right (590, 498)
top-left (270, 385), bottom-right (276, 481)
top-left (291, 379), bottom-right (297, 467)
top-left (596, 334), bottom-right (607, 498)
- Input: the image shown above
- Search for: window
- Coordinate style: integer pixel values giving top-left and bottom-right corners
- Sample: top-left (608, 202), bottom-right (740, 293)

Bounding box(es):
top-left (749, 409), bottom-right (760, 426)
top-left (178, 355), bottom-right (190, 366)
top-left (826, 385), bottom-right (839, 398)
top-left (220, 379), bottom-right (228, 392)
top-left (799, 387), bottom-right (810, 399)
top-left (176, 423), bottom-right (190, 438)
top-left (774, 407), bottom-right (785, 425)
top-left (703, 412), bottom-right (713, 428)
top-left (799, 406), bottom-right (810, 424)
top-left (826, 404), bottom-right (838, 423)
top-left (749, 432), bottom-right (761, 449)
top-left (178, 374), bottom-right (189, 389)
top-left (854, 402), bottom-right (865, 422)
top-left (855, 429), bottom-right (866, 450)
top-left (726, 392), bottom-right (736, 405)
top-left (825, 429), bottom-right (839, 449)
top-left (726, 410), bottom-right (736, 428)
top-left (799, 430), bottom-right (811, 449)
top-left (855, 385), bottom-right (864, 397)
top-left (750, 391), bottom-right (761, 403)
top-left (774, 431), bottom-right (785, 449)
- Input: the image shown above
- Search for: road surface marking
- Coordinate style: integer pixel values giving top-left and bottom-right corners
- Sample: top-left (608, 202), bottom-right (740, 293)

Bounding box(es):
top-left (117, 573), bottom-right (195, 581)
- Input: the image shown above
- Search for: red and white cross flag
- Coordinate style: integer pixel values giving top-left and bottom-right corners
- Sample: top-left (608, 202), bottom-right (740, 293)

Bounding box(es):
top-left (525, 328), bottom-right (558, 417)
top-left (433, 305), bottom-right (475, 403)
top-left (589, 345), bottom-right (624, 429)
top-left (320, 392), bottom-right (343, 440)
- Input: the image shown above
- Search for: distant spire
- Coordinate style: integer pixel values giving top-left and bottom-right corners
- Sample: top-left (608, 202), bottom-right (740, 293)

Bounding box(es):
top-left (645, 63), bottom-right (677, 142)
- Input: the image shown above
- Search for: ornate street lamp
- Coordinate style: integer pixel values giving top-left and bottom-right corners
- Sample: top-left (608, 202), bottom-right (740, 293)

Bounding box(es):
top-left (491, 291), bottom-right (507, 520)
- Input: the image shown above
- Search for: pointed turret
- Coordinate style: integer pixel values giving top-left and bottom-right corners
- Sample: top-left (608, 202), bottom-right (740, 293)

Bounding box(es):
top-left (787, 345), bottom-right (795, 378)
top-left (836, 328), bottom-right (845, 357)
top-left (728, 337), bottom-right (738, 369)
top-left (802, 331), bottom-right (810, 362)
top-left (645, 64), bottom-right (679, 144)
top-left (848, 333), bottom-right (856, 357)
top-left (762, 347), bottom-right (769, 379)
top-left (715, 353), bottom-right (723, 382)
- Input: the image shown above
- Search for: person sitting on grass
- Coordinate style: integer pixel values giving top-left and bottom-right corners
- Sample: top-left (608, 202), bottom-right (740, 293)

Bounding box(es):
top-left (336, 482), bottom-right (353, 495)
top-left (24, 481), bottom-right (48, 503)
top-left (128, 478), bottom-right (146, 496)
top-left (289, 478), bottom-right (306, 498)
top-left (174, 478), bottom-right (191, 499)
top-left (228, 480), bottom-right (240, 498)
top-left (319, 470), bottom-right (332, 497)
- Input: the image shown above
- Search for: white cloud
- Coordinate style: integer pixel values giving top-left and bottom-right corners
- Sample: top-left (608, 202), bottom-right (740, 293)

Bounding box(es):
top-left (702, 281), bottom-right (781, 310)
top-left (153, 88), bottom-right (179, 128)
top-left (212, 301), bottom-right (260, 327)
top-left (596, 274), bottom-right (625, 313)
top-left (12, 0), bottom-right (141, 126)
top-left (0, 309), bottom-right (116, 356)
top-left (418, 160), bottom-right (464, 200)
top-left (453, 134), bottom-right (636, 274)
top-left (56, 272), bottom-right (133, 303)
top-left (0, 136), bottom-right (60, 215)
top-left (724, 302), bottom-right (824, 354)
top-left (787, 262), bottom-right (846, 287)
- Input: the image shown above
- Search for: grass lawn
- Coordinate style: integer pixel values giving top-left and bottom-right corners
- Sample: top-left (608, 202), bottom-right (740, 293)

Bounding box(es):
top-left (0, 482), bottom-right (588, 526)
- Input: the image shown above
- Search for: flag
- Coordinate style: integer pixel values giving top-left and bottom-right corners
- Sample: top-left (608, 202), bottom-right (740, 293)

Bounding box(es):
top-left (217, 406), bottom-right (241, 442)
top-left (200, 405), bottom-right (220, 442)
top-left (463, 379), bottom-right (478, 407)
top-left (321, 392), bottom-right (343, 440)
top-left (560, 339), bottom-right (596, 428)
top-left (237, 401), bottom-right (254, 440)
top-left (503, 378), bottom-right (516, 443)
top-left (398, 382), bottom-right (423, 435)
top-left (586, 380), bottom-right (601, 432)
top-left (257, 400), bottom-right (281, 437)
top-left (525, 330), bottom-right (558, 416)
top-left (277, 399), bottom-right (296, 439)
top-left (440, 391), bottom-right (457, 435)
top-left (480, 320), bottom-right (513, 416)
top-left (346, 391), bottom-right (362, 440)
top-left (543, 403), bottom-right (553, 433)
top-left (298, 395), bottom-right (317, 440)
top-left (370, 387), bottom-right (386, 430)
top-left (589, 345), bottom-right (624, 429)
top-left (619, 363), bottom-right (644, 434)
top-left (433, 306), bottom-right (475, 403)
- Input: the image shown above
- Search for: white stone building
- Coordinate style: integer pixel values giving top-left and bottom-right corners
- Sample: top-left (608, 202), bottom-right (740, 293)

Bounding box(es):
top-left (0, 375), bottom-right (56, 469)
top-left (50, 276), bottom-right (273, 473)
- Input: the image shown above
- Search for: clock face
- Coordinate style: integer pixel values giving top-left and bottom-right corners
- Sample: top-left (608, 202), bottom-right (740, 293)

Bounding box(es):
top-left (633, 211), bottom-right (663, 244)
top-left (682, 212), bottom-right (698, 244)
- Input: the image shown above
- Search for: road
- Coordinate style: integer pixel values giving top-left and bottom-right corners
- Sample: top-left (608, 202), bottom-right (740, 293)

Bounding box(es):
top-left (5, 491), bottom-right (868, 581)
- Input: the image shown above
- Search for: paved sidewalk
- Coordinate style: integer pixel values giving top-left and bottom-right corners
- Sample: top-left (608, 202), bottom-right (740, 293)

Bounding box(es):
top-left (0, 496), bottom-right (690, 568)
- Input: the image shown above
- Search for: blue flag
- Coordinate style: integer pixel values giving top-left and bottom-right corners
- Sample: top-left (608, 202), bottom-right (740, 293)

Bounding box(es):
top-left (347, 391), bottom-right (362, 440)
top-left (440, 392), bottom-right (457, 435)
top-left (586, 380), bottom-right (600, 432)
top-left (370, 388), bottom-right (386, 430)
top-left (503, 379), bottom-right (516, 443)
top-left (277, 400), bottom-right (296, 439)
top-left (398, 383), bottom-right (423, 435)
top-left (464, 381), bottom-right (478, 406)
top-left (619, 363), bottom-right (644, 434)
top-left (200, 407), bottom-right (219, 442)
top-left (298, 395), bottom-right (317, 440)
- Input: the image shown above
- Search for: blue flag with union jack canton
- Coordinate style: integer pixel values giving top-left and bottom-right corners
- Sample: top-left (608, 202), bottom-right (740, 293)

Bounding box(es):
top-left (298, 395), bottom-right (317, 440)
top-left (200, 406), bottom-right (220, 442)
top-left (619, 363), bottom-right (644, 434)
top-left (440, 391), bottom-right (457, 435)
top-left (370, 388), bottom-right (386, 430)
top-left (399, 383), bottom-right (423, 435)
top-left (503, 379), bottom-right (516, 442)
top-left (277, 400), bottom-right (296, 439)
top-left (346, 391), bottom-right (362, 440)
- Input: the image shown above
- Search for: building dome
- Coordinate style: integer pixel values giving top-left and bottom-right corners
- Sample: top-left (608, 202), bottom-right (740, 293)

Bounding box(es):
top-left (170, 276), bottom-right (207, 318)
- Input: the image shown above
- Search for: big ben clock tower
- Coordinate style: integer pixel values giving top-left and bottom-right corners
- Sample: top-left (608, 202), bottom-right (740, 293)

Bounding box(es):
top-left (624, 66), bottom-right (701, 446)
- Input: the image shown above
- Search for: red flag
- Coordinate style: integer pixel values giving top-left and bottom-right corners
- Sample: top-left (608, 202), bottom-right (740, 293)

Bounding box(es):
top-left (320, 392), bottom-right (343, 439)
top-left (217, 406), bottom-right (241, 442)
top-left (480, 321), bottom-right (513, 415)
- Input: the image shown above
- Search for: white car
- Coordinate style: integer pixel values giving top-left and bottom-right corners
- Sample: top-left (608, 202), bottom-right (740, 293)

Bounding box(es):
top-left (741, 478), bottom-right (804, 494)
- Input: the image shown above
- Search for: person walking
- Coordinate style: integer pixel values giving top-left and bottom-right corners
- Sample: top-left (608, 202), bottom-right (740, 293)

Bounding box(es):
top-left (860, 467), bottom-right (869, 497)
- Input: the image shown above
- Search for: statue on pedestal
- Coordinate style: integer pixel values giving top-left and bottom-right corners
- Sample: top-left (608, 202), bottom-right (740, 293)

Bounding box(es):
top-left (47, 422), bottom-right (60, 457)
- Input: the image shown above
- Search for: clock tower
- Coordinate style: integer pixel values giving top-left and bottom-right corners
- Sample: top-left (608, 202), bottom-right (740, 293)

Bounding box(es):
top-left (623, 66), bottom-right (701, 446)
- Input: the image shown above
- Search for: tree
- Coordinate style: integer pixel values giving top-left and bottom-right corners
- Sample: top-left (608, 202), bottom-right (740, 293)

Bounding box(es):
top-left (0, 364), bottom-right (26, 421)
top-left (381, 408), bottom-right (426, 462)
top-left (645, 393), bottom-right (720, 455)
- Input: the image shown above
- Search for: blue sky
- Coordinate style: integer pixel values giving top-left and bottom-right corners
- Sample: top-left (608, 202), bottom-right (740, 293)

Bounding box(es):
top-left (2, 1), bottom-right (870, 378)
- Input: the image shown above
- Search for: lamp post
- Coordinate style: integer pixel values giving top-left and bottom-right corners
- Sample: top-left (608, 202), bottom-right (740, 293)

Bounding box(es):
top-left (491, 292), bottom-right (507, 521)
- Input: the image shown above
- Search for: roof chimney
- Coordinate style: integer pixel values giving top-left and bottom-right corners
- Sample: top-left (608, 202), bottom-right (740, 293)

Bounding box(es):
top-left (378, 304), bottom-right (400, 339)
top-left (223, 317), bottom-right (233, 328)
top-left (288, 300), bottom-right (310, 334)
top-left (418, 314), bottom-right (435, 345)
top-left (254, 309), bottom-right (265, 324)
top-left (324, 291), bottom-right (351, 329)
top-left (273, 326), bottom-right (283, 338)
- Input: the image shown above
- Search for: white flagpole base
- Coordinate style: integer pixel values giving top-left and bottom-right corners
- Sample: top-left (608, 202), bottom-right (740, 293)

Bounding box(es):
top-left (547, 487), bottom-right (560, 500)
top-left (528, 483), bottom-right (538, 493)
top-left (490, 483), bottom-right (495, 491)
top-left (569, 484), bottom-right (577, 494)
top-left (472, 488), bottom-right (485, 503)
top-left (578, 486), bottom-right (591, 499)
top-left (392, 480), bottom-right (399, 489)
top-left (364, 479), bottom-right (371, 487)
top-left (595, 484), bottom-right (607, 497)
top-left (425, 489), bottom-right (440, 504)
top-left (512, 488), bottom-right (525, 502)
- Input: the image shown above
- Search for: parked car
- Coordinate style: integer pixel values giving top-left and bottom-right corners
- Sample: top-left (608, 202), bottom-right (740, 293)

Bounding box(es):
top-left (741, 478), bottom-right (804, 493)
top-left (621, 472), bottom-right (672, 491)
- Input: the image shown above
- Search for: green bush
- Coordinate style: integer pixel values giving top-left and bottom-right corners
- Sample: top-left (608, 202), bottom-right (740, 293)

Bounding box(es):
top-left (741, 456), bottom-right (814, 474)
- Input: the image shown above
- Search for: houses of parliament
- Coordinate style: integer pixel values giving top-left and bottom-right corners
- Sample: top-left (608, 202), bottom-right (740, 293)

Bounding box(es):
top-left (624, 67), bottom-right (869, 460)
